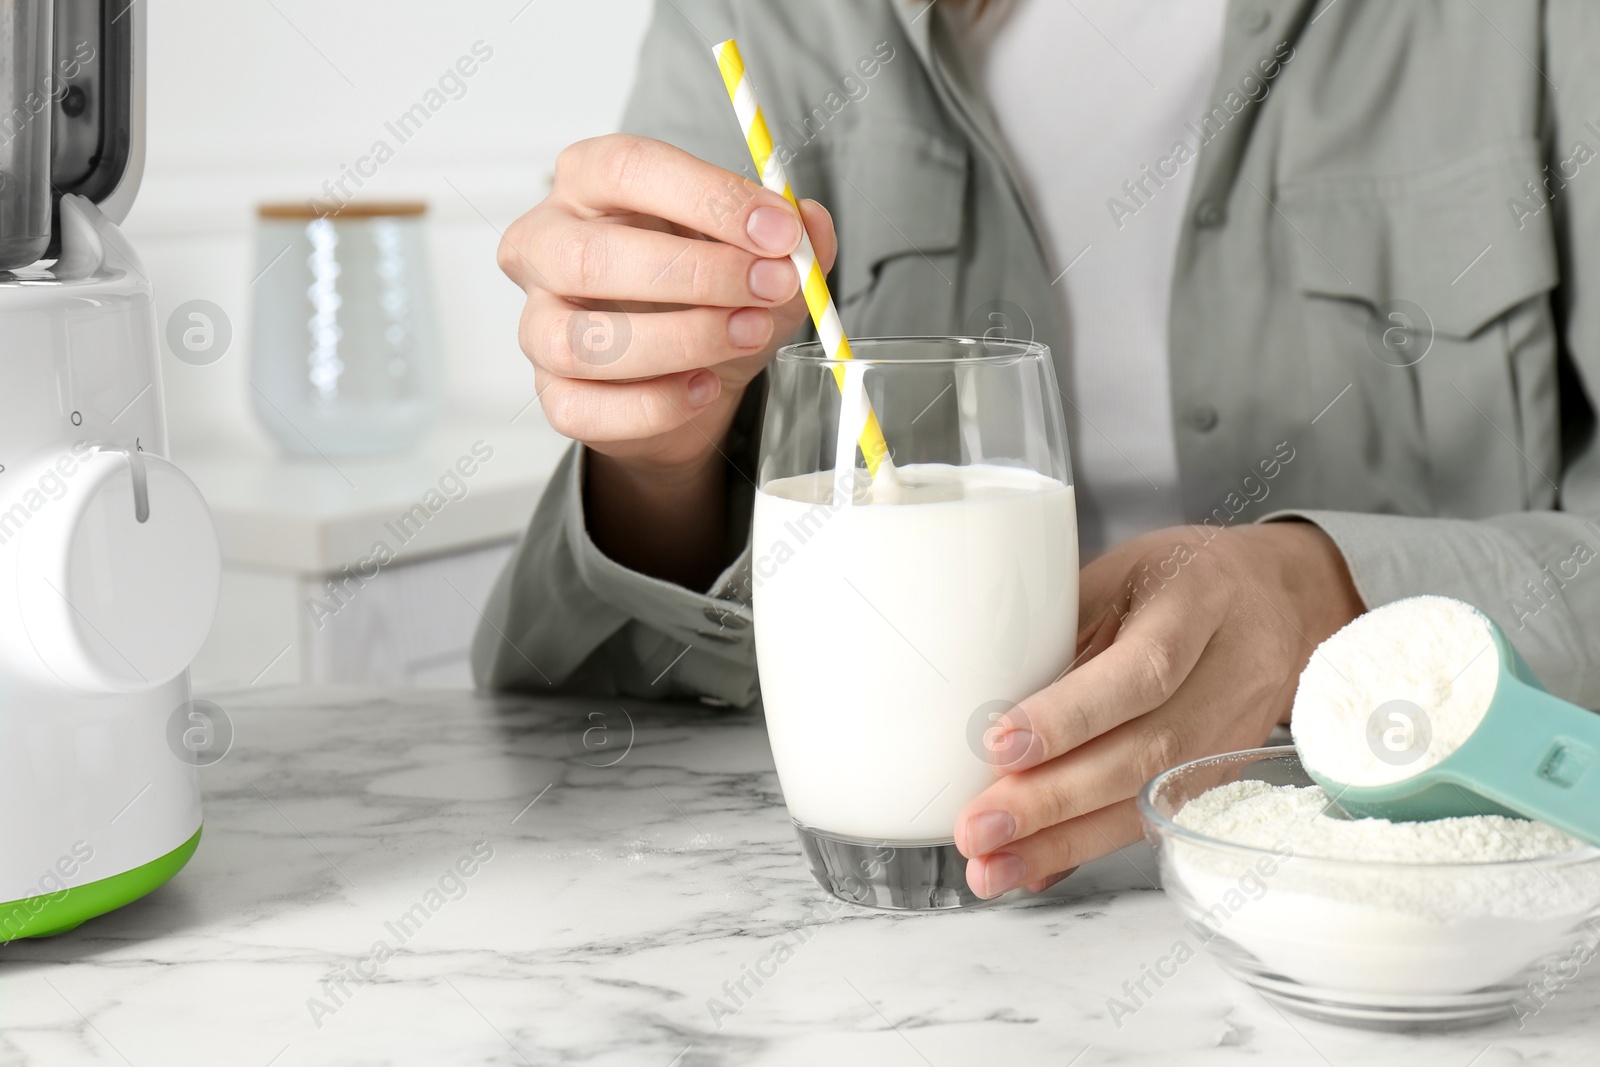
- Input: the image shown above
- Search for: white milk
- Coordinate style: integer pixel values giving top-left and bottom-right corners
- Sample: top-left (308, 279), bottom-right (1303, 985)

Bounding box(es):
top-left (752, 463), bottom-right (1078, 841)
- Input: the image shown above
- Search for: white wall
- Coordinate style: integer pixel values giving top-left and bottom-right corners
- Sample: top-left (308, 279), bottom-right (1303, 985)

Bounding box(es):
top-left (125, 0), bottom-right (655, 453)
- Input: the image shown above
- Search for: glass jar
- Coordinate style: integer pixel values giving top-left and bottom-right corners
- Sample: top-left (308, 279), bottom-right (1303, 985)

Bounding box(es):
top-left (249, 202), bottom-right (441, 456)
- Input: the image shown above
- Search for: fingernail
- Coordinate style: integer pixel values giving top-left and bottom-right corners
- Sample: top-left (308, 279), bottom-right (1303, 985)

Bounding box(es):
top-left (983, 852), bottom-right (1027, 898)
top-left (965, 811), bottom-right (1015, 856)
top-left (686, 371), bottom-right (719, 408)
top-left (747, 206), bottom-right (800, 254)
top-left (1036, 867), bottom-right (1077, 893)
top-left (748, 258), bottom-right (796, 302)
top-left (989, 729), bottom-right (1038, 771)
top-left (727, 307), bottom-right (771, 348)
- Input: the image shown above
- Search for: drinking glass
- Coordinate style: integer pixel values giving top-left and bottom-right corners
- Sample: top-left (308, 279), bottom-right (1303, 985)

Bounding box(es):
top-left (753, 336), bottom-right (1078, 909)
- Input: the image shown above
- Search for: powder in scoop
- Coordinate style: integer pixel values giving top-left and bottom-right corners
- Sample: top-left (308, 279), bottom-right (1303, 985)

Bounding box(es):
top-left (1291, 596), bottom-right (1500, 787)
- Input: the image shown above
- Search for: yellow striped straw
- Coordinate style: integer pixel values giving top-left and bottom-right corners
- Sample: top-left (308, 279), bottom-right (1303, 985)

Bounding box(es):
top-left (712, 38), bottom-right (895, 480)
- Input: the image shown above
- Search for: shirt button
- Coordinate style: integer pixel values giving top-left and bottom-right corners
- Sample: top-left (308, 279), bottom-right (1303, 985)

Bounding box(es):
top-left (1194, 201), bottom-right (1227, 228)
top-left (1185, 404), bottom-right (1220, 432)
top-left (702, 605), bottom-right (749, 629)
top-left (1237, 8), bottom-right (1271, 33)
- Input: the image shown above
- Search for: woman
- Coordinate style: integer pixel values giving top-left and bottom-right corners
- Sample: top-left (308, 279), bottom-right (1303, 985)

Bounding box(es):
top-left (474, 0), bottom-right (1600, 899)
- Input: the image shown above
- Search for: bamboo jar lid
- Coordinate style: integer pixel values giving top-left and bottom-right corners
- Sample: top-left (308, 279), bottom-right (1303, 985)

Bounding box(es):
top-left (257, 201), bottom-right (428, 220)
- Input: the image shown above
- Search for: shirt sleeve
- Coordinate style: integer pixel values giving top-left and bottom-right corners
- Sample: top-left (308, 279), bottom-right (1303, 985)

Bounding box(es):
top-left (472, 0), bottom-right (765, 703)
top-left (1258, 509), bottom-right (1600, 705)
top-left (1260, 0), bottom-right (1600, 709)
top-left (472, 384), bottom-right (762, 705)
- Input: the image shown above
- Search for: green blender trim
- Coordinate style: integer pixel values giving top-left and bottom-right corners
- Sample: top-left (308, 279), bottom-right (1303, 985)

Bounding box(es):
top-left (0, 828), bottom-right (201, 942)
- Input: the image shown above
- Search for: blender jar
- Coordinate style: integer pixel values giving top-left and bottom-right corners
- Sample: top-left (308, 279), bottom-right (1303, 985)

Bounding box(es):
top-left (0, 0), bottom-right (55, 270)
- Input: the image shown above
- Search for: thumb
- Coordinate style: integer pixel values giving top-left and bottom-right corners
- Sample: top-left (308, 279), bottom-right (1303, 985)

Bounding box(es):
top-left (799, 198), bottom-right (838, 274)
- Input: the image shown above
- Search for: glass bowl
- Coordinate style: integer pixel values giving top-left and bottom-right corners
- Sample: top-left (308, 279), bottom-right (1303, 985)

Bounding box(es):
top-left (1138, 746), bottom-right (1600, 1030)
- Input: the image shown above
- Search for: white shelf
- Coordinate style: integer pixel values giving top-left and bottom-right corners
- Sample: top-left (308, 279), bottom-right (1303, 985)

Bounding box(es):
top-left (176, 418), bottom-right (567, 575)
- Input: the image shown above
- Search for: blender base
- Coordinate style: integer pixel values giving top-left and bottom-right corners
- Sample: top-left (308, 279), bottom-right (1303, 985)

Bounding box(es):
top-left (0, 826), bottom-right (201, 941)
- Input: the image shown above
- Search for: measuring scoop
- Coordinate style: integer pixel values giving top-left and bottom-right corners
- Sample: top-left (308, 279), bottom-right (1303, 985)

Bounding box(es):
top-left (1308, 603), bottom-right (1600, 846)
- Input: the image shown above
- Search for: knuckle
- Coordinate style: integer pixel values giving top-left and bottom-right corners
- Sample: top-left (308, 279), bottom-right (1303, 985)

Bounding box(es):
top-left (1133, 720), bottom-right (1185, 784)
top-left (1132, 636), bottom-right (1182, 705)
top-left (1190, 543), bottom-right (1232, 595)
top-left (517, 305), bottom-right (542, 362)
top-left (542, 384), bottom-right (586, 439)
top-left (498, 212), bottom-right (544, 284)
top-left (496, 231), bottom-right (522, 280)
top-left (553, 226), bottom-right (607, 294)
top-left (553, 140), bottom-right (588, 189)
top-left (1042, 823), bottom-right (1081, 872)
top-left (605, 134), bottom-right (653, 195)
top-left (634, 382), bottom-right (679, 433)
top-left (683, 247), bottom-right (722, 306)
top-left (523, 305), bottom-right (576, 374)
top-left (676, 312), bottom-right (714, 368)
top-left (1041, 775), bottom-right (1086, 825)
top-left (544, 309), bottom-right (585, 374)
top-left (644, 311), bottom-right (695, 374)
top-left (1058, 696), bottom-right (1096, 751)
top-left (701, 180), bottom-right (744, 235)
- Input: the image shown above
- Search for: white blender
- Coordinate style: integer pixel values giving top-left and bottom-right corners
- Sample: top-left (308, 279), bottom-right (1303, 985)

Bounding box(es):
top-left (0, 0), bottom-right (218, 937)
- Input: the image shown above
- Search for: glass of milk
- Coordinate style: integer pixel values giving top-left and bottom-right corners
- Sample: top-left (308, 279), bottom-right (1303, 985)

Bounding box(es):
top-left (753, 336), bottom-right (1077, 909)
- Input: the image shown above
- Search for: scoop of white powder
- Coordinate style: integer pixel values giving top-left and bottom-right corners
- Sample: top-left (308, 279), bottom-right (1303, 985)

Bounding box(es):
top-left (1291, 596), bottom-right (1500, 787)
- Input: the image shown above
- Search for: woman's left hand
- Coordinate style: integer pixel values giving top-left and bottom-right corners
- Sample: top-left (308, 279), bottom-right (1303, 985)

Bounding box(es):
top-left (955, 521), bottom-right (1365, 898)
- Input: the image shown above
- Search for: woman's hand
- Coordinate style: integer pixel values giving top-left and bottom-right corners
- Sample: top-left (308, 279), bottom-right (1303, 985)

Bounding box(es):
top-left (954, 522), bottom-right (1365, 898)
top-left (498, 135), bottom-right (837, 587)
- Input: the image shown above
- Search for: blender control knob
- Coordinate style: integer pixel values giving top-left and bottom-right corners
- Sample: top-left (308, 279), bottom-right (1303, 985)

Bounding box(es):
top-left (0, 448), bottom-right (221, 692)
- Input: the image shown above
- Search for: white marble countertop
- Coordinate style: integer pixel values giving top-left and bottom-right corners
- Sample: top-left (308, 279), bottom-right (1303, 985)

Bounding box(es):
top-left (3, 687), bottom-right (1595, 1066)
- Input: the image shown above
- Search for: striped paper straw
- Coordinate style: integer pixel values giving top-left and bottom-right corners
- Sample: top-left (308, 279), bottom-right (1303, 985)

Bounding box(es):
top-left (712, 38), bottom-right (895, 480)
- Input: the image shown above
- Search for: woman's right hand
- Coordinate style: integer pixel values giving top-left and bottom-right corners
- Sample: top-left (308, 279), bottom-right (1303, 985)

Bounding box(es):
top-left (497, 134), bottom-right (838, 588)
top-left (498, 134), bottom-right (838, 473)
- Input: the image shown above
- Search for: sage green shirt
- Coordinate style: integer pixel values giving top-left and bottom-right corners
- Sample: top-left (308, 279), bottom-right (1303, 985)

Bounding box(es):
top-left (474, 0), bottom-right (1600, 707)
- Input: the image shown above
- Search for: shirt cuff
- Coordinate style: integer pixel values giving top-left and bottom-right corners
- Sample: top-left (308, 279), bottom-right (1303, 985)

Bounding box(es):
top-left (1258, 507), bottom-right (1520, 612)
top-left (566, 446), bottom-right (759, 704)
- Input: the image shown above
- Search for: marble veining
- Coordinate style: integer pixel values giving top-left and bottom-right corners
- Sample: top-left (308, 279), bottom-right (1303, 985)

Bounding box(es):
top-left (0, 687), bottom-right (1594, 1066)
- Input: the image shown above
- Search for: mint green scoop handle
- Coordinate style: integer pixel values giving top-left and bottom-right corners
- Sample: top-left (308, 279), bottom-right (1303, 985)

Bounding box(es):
top-left (1320, 622), bottom-right (1600, 846)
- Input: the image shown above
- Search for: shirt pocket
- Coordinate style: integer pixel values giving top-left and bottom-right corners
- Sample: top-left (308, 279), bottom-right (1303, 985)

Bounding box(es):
top-left (789, 123), bottom-right (967, 334)
top-left (1279, 140), bottom-right (1561, 516)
